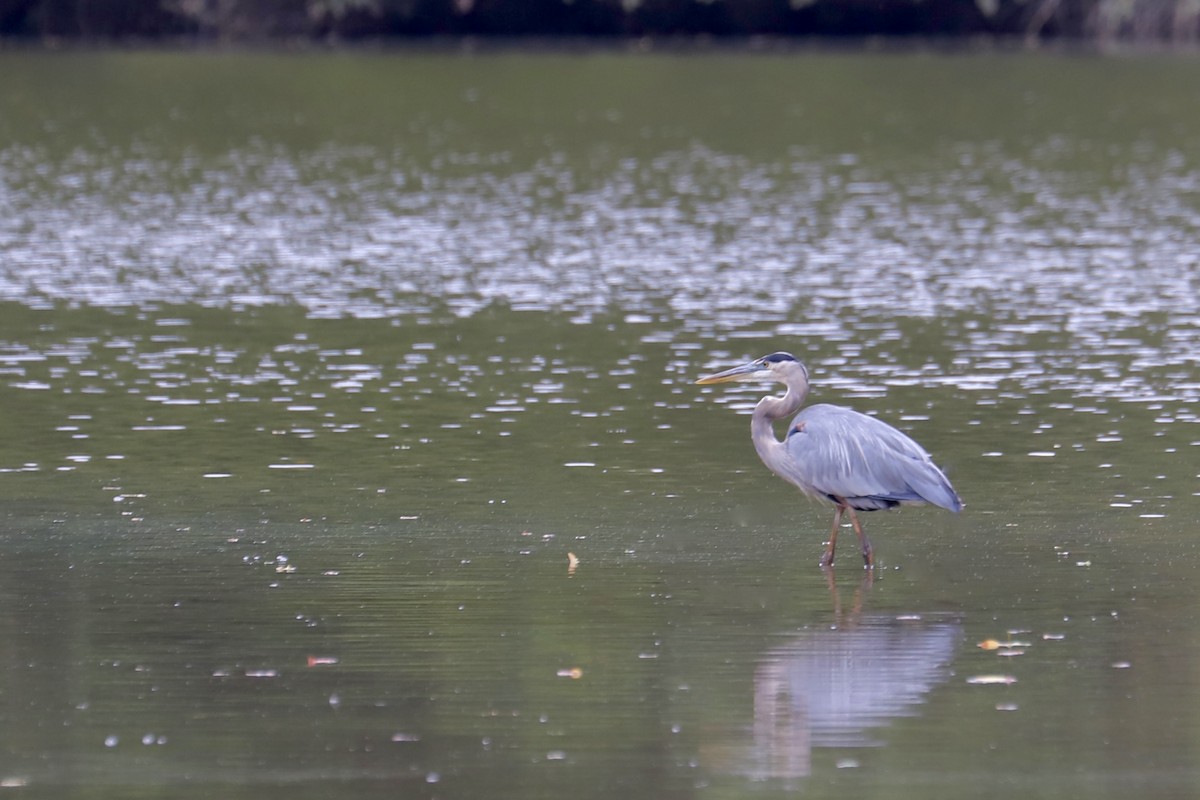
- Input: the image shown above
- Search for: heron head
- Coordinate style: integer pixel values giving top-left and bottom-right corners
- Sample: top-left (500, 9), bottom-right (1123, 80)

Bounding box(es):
top-left (695, 351), bottom-right (808, 385)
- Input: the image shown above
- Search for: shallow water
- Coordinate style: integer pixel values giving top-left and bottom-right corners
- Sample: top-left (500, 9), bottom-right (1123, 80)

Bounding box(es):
top-left (1, 49), bottom-right (1199, 798)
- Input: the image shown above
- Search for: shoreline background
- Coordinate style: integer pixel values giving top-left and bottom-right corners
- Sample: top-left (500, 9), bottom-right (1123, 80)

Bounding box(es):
top-left (3, 0), bottom-right (1200, 45)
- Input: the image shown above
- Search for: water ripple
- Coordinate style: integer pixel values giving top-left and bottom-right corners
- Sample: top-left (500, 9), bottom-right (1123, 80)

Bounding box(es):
top-left (3, 144), bottom-right (1198, 340)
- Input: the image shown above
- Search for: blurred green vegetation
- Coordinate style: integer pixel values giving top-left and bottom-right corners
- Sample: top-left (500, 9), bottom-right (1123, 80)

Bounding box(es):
top-left (2, 0), bottom-right (1200, 43)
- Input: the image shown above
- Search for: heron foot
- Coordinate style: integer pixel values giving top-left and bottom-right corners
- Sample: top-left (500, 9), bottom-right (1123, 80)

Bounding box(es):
top-left (819, 547), bottom-right (835, 568)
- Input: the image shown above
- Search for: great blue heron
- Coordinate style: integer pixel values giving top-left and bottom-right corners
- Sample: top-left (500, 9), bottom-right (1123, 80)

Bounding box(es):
top-left (696, 352), bottom-right (963, 568)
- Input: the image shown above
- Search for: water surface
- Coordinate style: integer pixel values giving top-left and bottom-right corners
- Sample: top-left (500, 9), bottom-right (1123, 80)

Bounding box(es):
top-left (1, 49), bottom-right (1199, 798)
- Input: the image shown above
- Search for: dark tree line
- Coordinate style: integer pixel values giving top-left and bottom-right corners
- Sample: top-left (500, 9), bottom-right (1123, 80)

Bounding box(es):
top-left (1, 0), bottom-right (1199, 42)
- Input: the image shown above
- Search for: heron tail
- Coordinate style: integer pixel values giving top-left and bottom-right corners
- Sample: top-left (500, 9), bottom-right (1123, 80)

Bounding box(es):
top-left (909, 467), bottom-right (963, 513)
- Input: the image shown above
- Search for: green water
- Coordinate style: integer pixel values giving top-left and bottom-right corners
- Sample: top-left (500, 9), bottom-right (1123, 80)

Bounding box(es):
top-left (1, 49), bottom-right (1199, 798)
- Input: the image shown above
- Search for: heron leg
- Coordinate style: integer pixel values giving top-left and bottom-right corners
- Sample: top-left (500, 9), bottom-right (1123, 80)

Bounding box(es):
top-left (820, 505), bottom-right (844, 568)
top-left (845, 508), bottom-right (874, 569)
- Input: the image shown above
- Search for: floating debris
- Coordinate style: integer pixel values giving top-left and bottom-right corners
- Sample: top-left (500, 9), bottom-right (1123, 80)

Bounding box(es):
top-left (966, 675), bottom-right (1018, 685)
top-left (244, 669), bottom-right (279, 678)
top-left (567, 552), bottom-right (580, 575)
top-left (307, 656), bottom-right (339, 667)
top-left (556, 667), bottom-right (584, 679)
top-left (995, 703), bottom-right (1020, 712)
top-left (391, 733), bottom-right (420, 742)
top-left (1112, 661), bottom-right (1132, 669)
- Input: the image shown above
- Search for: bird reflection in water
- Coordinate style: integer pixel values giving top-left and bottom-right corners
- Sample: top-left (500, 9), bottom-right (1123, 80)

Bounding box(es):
top-left (742, 573), bottom-right (960, 780)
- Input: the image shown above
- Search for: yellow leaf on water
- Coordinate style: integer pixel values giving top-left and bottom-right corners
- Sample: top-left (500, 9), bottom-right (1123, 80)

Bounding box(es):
top-left (979, 638), bottom-right (1031, 651)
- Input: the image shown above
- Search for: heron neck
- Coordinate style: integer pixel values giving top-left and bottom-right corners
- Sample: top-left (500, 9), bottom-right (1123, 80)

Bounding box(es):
top-left (751, 383), bottom-right (806, 477)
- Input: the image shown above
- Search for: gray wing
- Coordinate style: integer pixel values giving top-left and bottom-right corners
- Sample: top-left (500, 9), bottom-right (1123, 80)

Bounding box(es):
top-left (783, 404), bottom-right (962, 512)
